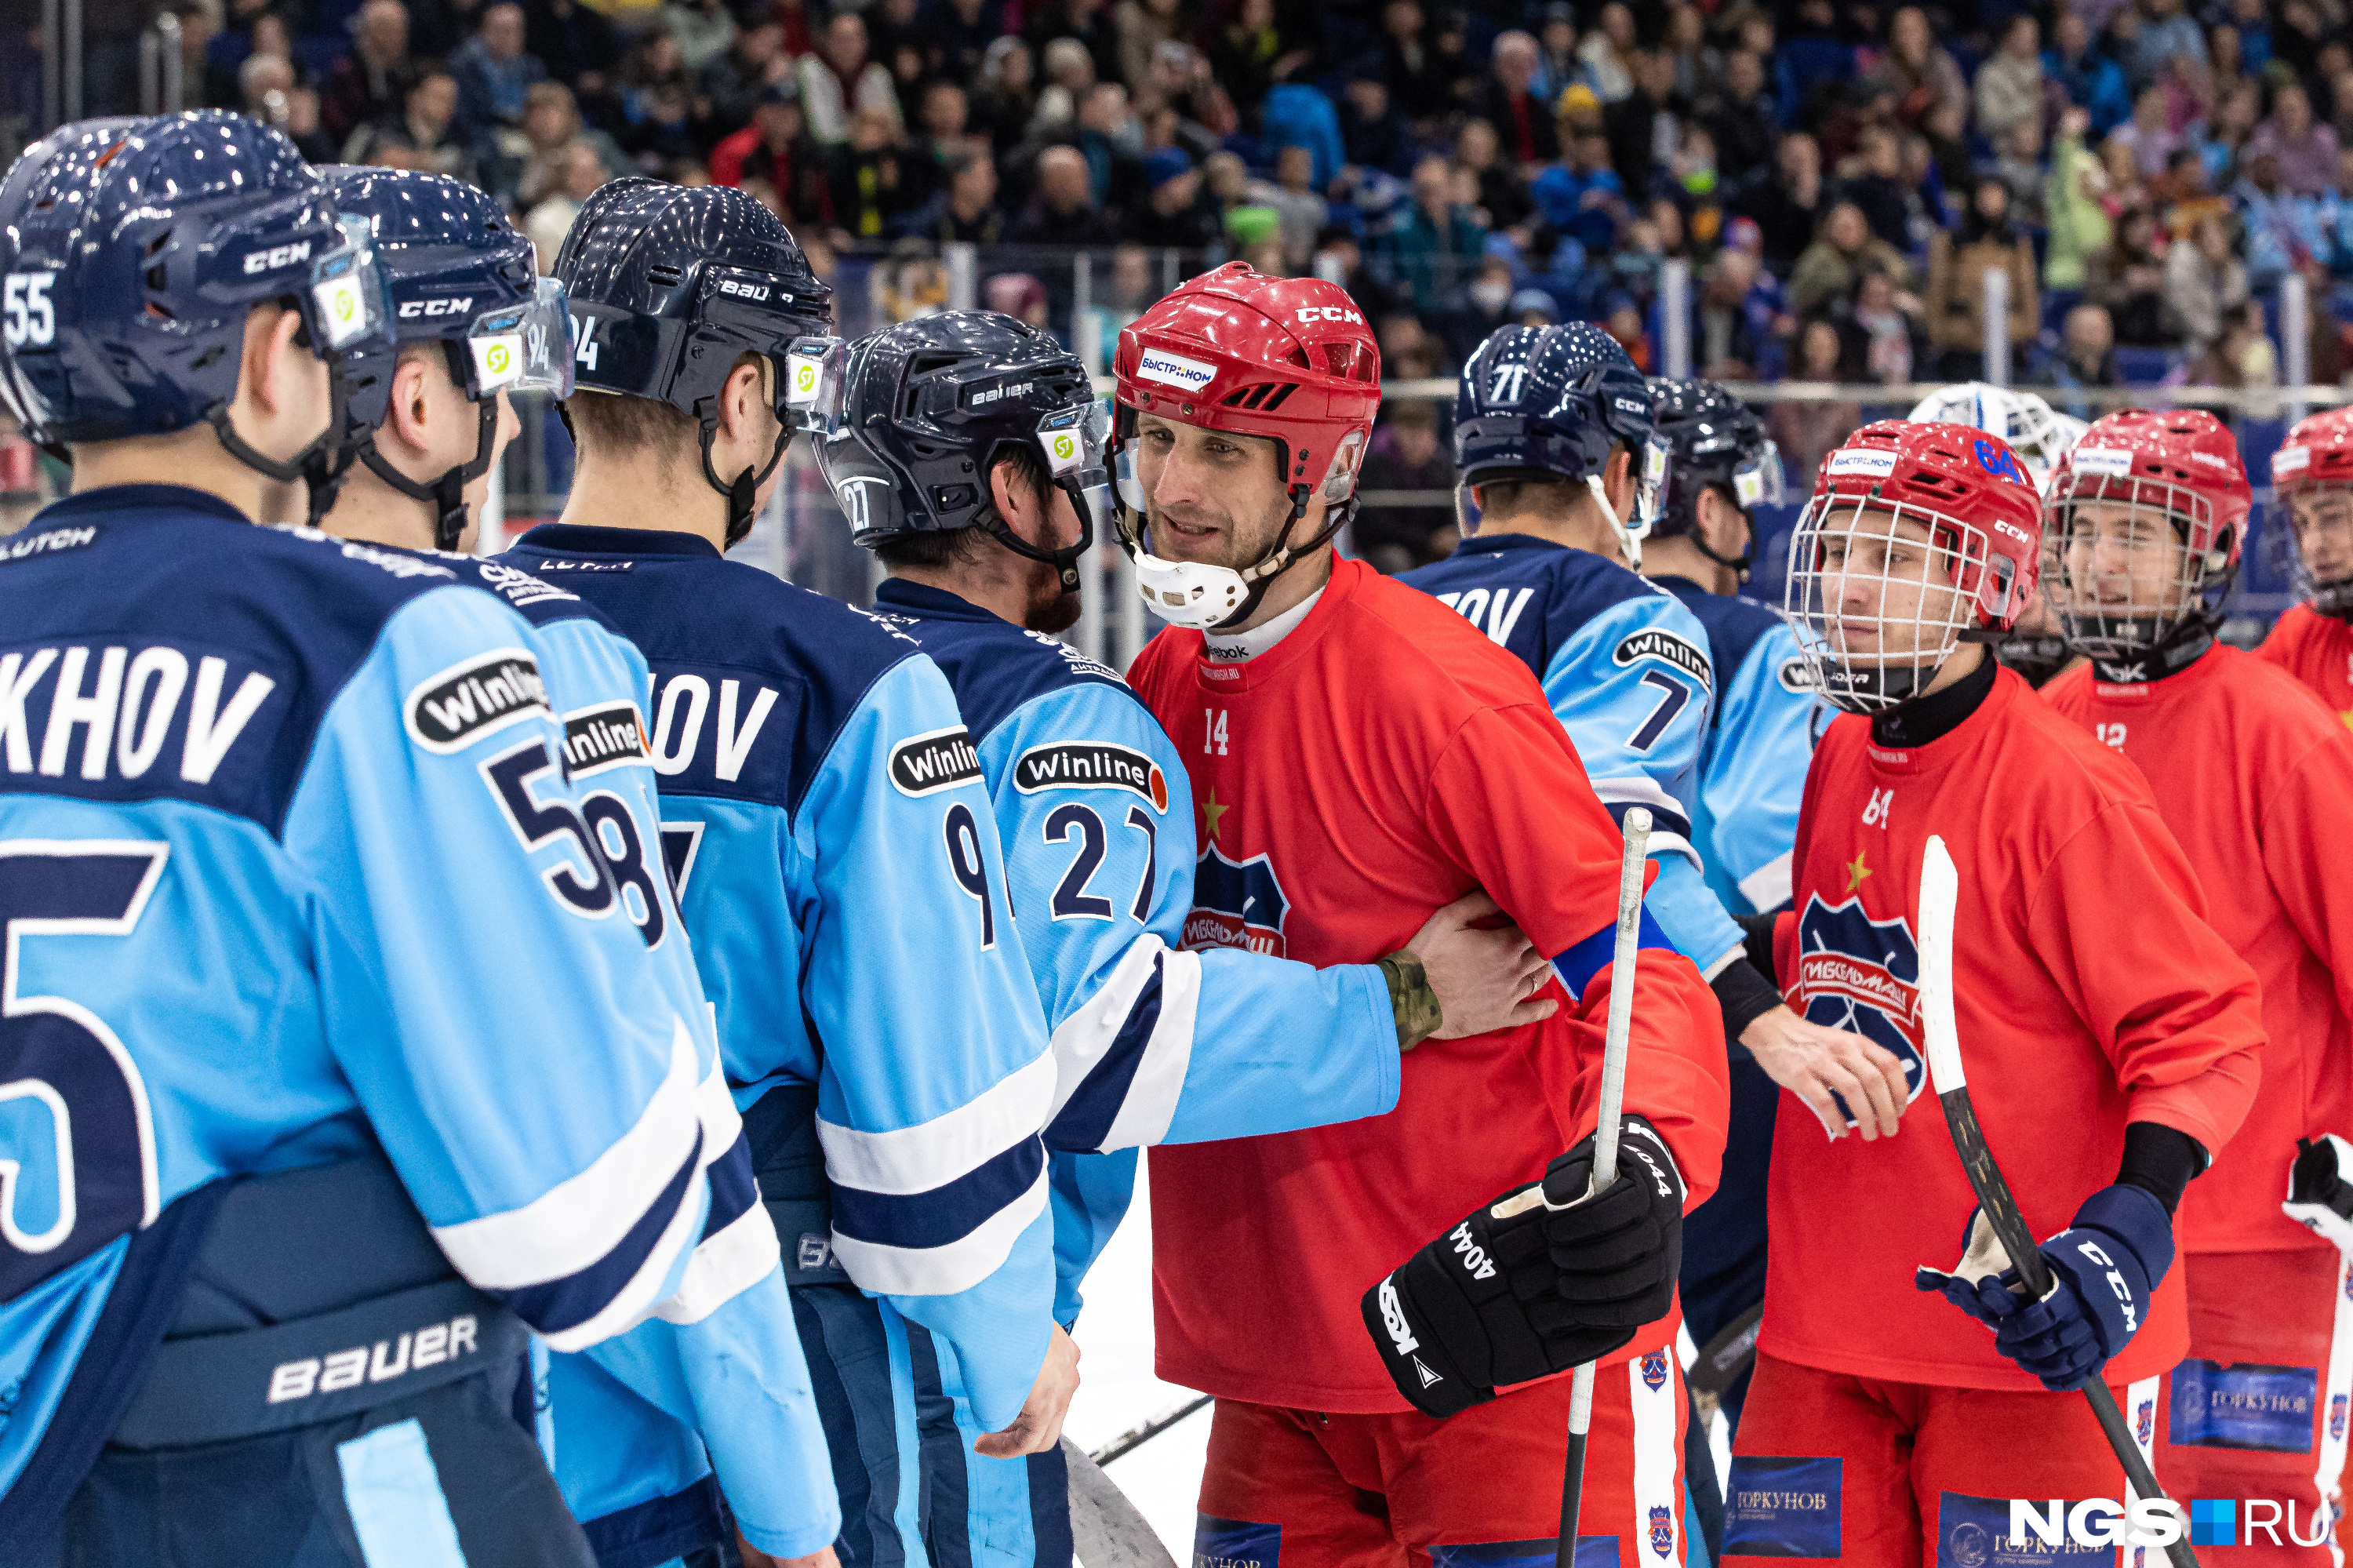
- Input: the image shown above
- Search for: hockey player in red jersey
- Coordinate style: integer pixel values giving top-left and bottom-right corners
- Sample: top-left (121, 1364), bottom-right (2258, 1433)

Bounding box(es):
top-left (2039, 409), bottom-right (2353, 1561)
top-left (1113, 262), bottom-right (1729, 1565)
top-left (2259, 408), bottom-right (2353, 726)
top-left (1721, 420), bottom-right (2265, 1568)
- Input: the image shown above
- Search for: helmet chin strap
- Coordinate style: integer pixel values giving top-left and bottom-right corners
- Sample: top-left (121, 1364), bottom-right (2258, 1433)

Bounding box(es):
top-left (699, 416), bottom-right (792, 549)
top-left (359, 394), bottom-right (500, 552)
top-left (209, 351), bottom-right (362, 522)
top-left (981, 480), bottom-right (1096, 592)
top-left (1587, 475), bottom-right (1643, 570)
top-left (1202, 484), bottom-right (1354, 632)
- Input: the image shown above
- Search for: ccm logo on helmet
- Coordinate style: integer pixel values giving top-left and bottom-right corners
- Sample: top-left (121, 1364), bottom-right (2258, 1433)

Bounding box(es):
top-left (243, 241), bottom-right (315, 275)
top-left (398, 298), bottom-right (475, 318)
top-left (1295, 305), bottom-right (1365, 326)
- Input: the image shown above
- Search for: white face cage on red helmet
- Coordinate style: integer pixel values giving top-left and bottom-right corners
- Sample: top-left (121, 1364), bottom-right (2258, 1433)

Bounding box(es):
top-left (1784, 420), bottom-right (2043, 715)
top-left (2039, 409), bottom-right (2249, 671)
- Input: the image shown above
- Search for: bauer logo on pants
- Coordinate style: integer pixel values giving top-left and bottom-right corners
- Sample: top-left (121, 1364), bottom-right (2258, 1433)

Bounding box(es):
top-left (1184, 845), bottom-right (1290, 956)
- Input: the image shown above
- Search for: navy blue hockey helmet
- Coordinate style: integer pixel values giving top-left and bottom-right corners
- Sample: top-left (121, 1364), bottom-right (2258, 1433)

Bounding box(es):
top-left (555, 176), bottom-right (836, 545)
top-left (0, 112), bottom-right (392, 496)
top-left (1646, 377), bottom-right (1784, 573)
top-left (1454, 322), bottom-right (1670, 565)
top-left (817, 311), bottom-right (1111, 591)
top-left (322, 167), bottom-right (573, 548)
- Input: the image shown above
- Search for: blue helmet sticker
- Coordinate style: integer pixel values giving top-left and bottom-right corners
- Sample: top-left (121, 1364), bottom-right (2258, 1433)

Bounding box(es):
top-left (1973, 438), bottom-right (2028, 486)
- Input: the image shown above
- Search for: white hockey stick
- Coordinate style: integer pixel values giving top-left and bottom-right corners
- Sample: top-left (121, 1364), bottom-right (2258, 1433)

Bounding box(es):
top-left (1553, 806), bottom-right (1652, 1568)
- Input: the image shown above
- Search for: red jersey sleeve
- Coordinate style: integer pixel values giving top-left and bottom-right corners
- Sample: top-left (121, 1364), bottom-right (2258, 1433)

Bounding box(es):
top-left (2025, 798), bottom-right (2264, 1155)
top-left (2260, 729), bottom-right (2353, 1049)
top-left (1421, 700), bottom-right (1729, 1206)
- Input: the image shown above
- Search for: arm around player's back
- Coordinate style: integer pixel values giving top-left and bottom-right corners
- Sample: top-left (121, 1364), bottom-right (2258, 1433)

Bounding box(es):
top-left (282, 585), bottom-right (709, 1351)
top-left (796, 651), bottom-right (1059, 1432)
top-left (1704, 616), bottom-right (1820, 915)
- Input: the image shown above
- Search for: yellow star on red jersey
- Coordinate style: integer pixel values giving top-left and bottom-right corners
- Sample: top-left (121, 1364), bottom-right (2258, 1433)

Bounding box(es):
top-left (1845, 851), bottom-right (1872, 893)
top-left (1202, 788), bottom-right (1229, 842)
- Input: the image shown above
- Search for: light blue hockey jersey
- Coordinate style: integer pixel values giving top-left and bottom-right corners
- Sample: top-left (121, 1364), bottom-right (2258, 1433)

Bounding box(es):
top-left (1400, 533), bottom-right (1746, 977)
top-left (502, 524), bottom-right (1057, 1432)
top-left (1653, 577), bottom-right (1824, 915)
top-left (441, 553), bottom-right (835, 1560)
top-left (0, 487), bottom-right (721, 1510)
top-left (869, 580), bottom-right (1400, 1322)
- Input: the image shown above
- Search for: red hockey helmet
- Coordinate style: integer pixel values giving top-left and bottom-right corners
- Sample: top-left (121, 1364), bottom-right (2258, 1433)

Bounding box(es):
top-left (2042, 408), bottom-right (2250, 667)
top-left (2269, 407), bottom-right (2353, 618)
top-left (1785, 420), bottom-right (2043, 713)
top-left (1111, 262), bottom-right (1384, 628)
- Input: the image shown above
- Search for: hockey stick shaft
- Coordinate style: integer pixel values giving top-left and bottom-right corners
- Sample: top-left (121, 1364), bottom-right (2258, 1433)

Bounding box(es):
top-left (1916, 837), bottom-right (2194, 1568)
top-left (1557, 807), bottom-right (1653, 1568)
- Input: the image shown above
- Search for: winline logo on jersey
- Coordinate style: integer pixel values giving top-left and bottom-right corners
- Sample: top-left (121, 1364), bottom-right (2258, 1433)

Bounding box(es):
top-left (1995, 1495), bottom-right (2339, 1552)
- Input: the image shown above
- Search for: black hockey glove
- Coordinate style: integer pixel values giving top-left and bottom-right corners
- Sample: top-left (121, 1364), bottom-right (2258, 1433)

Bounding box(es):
top-left (1361, 1116), bottom-right (1686, 1418)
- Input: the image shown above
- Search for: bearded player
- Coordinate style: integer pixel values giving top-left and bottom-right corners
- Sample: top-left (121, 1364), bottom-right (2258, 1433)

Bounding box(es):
top-left (2261, 409), bottom-right (2353, 726)
top-left (1113, 261), bottom-right (1728, 1563)
top-left (1717, 419), bottom-right (2264, 1568)
top-left (2040, 409), bottom-right (2353, 1561)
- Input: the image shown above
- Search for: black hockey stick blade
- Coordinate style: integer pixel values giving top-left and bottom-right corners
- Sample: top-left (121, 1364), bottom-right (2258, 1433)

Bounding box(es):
top-left (1918, 836), bottom-right (2195, 1568)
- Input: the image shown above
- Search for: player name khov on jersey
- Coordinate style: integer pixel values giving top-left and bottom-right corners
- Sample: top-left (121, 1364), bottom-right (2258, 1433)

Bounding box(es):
top-left (2, 640), bottom-right (276, 784)
top-left (1012, 740), bottom-right (1171, 812)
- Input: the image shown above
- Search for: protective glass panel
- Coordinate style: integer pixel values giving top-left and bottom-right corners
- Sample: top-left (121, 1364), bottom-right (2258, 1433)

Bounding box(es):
top-left (310, 216), bottom-right (394, 353)
top-left (784, 336), bottom-right (849, 435)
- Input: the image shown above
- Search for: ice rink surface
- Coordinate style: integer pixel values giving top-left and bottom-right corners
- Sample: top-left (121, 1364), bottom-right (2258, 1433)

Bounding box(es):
top-left (1060, 1156), bottom-right (1210, 1563)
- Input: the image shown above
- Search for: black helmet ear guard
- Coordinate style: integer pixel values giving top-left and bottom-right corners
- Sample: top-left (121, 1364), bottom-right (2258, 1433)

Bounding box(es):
top-left (555, 177), bottom-right (836, 547)
top-left (817, 311), bottom-right (1112, 588)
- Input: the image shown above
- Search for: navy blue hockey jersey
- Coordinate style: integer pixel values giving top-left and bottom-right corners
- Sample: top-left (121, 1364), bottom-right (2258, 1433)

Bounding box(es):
top-left (868, 580), bottom-right (1398, 1322)
top-left (1400, 533), bottom-right (1745, 975)
top-left (502, 525), bottom-right (1057, 1432)
top-left (0, 489), bottom-right (718, 1503)
top-left (1652, 577), bottom-right (1822, 915)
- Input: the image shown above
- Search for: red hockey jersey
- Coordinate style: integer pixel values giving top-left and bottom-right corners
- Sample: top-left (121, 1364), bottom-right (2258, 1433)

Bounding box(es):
top-left (2045, 647), bottom-right (2353, 1255)
top-left (2255, 603), bottom-right (2353, 729)
top-left (1765, 664), bottom-right (2263, 1392)
top-left (1129, 557), bottom-right (1729, 1413)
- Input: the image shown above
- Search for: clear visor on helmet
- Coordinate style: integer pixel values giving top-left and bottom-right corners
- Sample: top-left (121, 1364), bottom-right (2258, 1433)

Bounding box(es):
top-left (1037, 397), bottom-right (1117, 540)
top-left (1784, 488), bottom-right (2005, 714)
top-left (464, 276), bottom-right (576, 400)
top-left (1633, 435), bottom-right (1671, 531)
top-left (308, 216), bottom-right (395, 354)
top-left (1732, 441), bottom-right (1786, 510)
top-left (784, 335), bottom-right (851, 435)
top-left (2041, 471), bottom-right (2218, 657)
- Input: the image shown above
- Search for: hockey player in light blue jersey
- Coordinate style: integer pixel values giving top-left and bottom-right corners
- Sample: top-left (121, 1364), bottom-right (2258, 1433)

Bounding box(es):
top-left (500, 177), bottom-right (1067, 1568)
top-left (308, 167), bottom-right (837, 1568)
top-left (0, 116), bottom-right (734, 1568)
top-left (816, 310), bottom-right (1554, 1568)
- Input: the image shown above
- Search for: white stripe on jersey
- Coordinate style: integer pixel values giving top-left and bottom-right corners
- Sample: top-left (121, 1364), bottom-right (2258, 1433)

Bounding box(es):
top-left (829, 1166), bottom-right (1050, 1297)
top-left (817, 1049), bottom-right (1056, 1195)
top-left (1046, 933), bottom-right (1203, 1151)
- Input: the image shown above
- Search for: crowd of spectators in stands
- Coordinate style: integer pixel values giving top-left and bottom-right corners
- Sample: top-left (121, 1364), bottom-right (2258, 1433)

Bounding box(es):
top-left (42, 0), bottom-right (2353, 565)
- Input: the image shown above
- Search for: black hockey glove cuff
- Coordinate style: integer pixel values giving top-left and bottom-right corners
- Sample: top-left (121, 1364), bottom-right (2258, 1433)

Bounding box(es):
top-left (1710, 958), bottom-right (1782, 1054)
top-left (1359, 1116), bottom-right (1683, 1419)
top-left (2285, 1134), bottom-right (2353, 1253)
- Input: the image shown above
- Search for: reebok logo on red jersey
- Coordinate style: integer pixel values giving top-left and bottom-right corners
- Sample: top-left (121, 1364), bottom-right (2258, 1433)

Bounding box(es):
top-left (1183, 844), bottom-right (1289, 955)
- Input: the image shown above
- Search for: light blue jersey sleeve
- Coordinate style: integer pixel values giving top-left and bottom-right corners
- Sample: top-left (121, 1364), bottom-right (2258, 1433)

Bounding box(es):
top-left (976, 682), bottom-right (1398, 1321)
top-left (979, 682), bottom-right (1399, 1154)
top-left (279, 586), bottom-right (708, 1352)
top-left (1537, 594), bottom-right (1746, 978)
top-left (796, 653), bottom-right (1059, 1432)
top-left (524, 610), bottom-right (838, 1555)
top-left (1701, 620), bottom-right (1821, 914)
